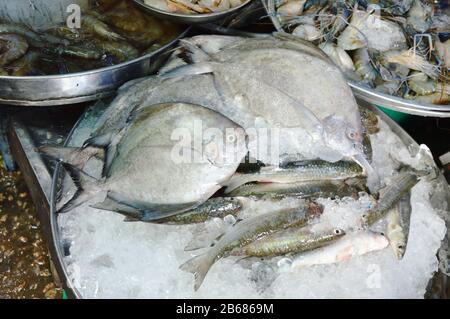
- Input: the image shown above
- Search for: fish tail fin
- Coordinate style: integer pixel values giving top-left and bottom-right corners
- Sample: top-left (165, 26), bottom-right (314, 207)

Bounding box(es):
top-left (352, 153), bottom-right (381, 193)
top-left (39, 145), bottom-right (104, 170)
top-left (180, 253), bottom-right (215, 291)
top-left (58, 162), bottom-right (100, 214)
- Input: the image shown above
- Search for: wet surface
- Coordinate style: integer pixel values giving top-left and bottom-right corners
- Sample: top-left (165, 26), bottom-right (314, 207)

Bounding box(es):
top-left (0, 154), bottom-right (62, 299)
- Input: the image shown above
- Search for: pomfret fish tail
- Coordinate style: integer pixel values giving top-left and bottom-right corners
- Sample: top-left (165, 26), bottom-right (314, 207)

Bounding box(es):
top-left (59, 163), bottom-right (100, 214)
top-left (39, 145), bottom-right (104, 170)
top-left (180, 252), bottom-right (215, 291)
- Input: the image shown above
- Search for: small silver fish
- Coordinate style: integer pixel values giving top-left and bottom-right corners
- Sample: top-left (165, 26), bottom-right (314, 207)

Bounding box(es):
top-left (231, 226), bottom-right (345, 257)
top-left (362, 172), bottom-right (418, 226)
top-left (385, 192), bottom-right (411, 260)
top-left (180, 200), bottom-right (323, 290)
top-left (224, 160), bottom-right (364, 193)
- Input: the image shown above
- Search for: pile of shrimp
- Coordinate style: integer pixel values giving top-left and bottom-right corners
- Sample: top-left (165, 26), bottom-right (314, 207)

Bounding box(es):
top-left (268, 0), bottom-right (450, 105)
top-left (143, 0), bottom-right (248, 15)
top-left (0, 0), bottom-right (181, 76)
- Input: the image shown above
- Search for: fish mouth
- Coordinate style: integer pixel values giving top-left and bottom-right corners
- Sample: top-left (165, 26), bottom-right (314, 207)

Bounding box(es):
top-left (351, 153), bottom-right (381, 193)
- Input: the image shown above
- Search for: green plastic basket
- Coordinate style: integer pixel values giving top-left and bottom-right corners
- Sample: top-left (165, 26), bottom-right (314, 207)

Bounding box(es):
top-left (377, 106), bottom-right (411, 124)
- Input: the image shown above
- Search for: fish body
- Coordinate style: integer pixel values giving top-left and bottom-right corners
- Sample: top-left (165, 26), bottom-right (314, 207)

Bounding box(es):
top-left (386, 193), bottom-right (411, 259)
top-left (231, 226), bottom-right (345, 257)
top-left (225, 160), bottom-right (363, 193)
top-left (362, 172), bottom-right (418, 226)
top-left (181, 201), bottom-right (323, 290)
top-left (291, 231), bottom-right (389, 269)
top-left (41, 103), bottom-right (247, 221)
top-left (228, 178), bottom-right (365, 199)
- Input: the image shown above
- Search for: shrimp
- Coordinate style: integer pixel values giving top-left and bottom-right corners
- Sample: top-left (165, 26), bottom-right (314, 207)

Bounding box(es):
top-left (6, 51), bottom-right (40, 76)
top-left (407, 71), bottom-right (437, 95)
top-left (406, 0), bottom-right (432, 33)
top-left (385, 49), bottom-right (440, 79)
top-left (319, 42), bottom-right (355, 74)
top-left (93, 40), bottom-right (139, 63)
top-left (405, 91), bottom-right (450, 105)
top-left (292, 24), bottom-right (321, 41)
top-left (50, 26), bottom-right (85, 42)
top-left (435, 39), bottom-right (450, 69)
top-left (105, 2), bottom-right (149, 33)
top-left (277, 0), bottom-right (307, 19)
top-left (0, 34), bottom-right (29, 66)
top-left (82, 14), bottom-right (125, 41)
top-left (353, 48), bottom-right (377, 85)
top-left (0, 23), bottom-right (66, 48)
top-left (56, 45), bottom-right (104, 60)
top-left (337, 8), bottom-right (407, 52)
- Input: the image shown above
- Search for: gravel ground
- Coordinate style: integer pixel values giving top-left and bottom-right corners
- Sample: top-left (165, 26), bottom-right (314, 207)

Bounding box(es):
top-left (0, 154), bottom-right (62, 299)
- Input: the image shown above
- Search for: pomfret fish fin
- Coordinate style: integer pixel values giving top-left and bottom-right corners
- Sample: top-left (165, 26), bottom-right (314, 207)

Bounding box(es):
top-left (179, 39), bottom-right (212, 63)
top-left (106, 191), bottom-right (201, 222)
top-left (160, 62), bottom-right (217, 79)
top-left (61, 162), bottom-right (98, 190)
top-left (179, 253), bottom-right (215, 291)
top-left (56, 163), bottom-right (99, 214)
top-left (58, 189), bottom-right (91, 214)
top-left (83, 132), bottom-right (113, 148)
top-left (39, 145), bottom-right (103, 170)
top-left (90, 195), bottom-right (142, 222)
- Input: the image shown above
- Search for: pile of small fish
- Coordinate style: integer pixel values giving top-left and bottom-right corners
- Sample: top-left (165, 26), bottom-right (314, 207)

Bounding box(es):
top-left (42, 34), bottom-right (433, 291)
top-left (144, 0), bottom-right (248, 14)
top-left (0, 0), bottom-right (181, 76)
top-left (267, 0), bottom-right (450, 105)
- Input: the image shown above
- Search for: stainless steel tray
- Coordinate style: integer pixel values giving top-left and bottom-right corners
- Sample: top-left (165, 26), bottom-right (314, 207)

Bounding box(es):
top-left (260, 0), bottom-right (450, 118)
top-left (49, 100), bottom-right (450, 298)
top-left (133, 0), bottom-right (253, 24)
top-left (0, 0), bottom-right (190, 107)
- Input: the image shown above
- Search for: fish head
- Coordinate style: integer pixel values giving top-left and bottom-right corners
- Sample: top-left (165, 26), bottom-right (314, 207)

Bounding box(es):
top-left (330, 228), bottom-right (346, 240)
top-left (322, 114), bottom-right (363, 158)
top-left (203, 125), bottom-right (248, 167)
top-left (393, 242), bottom-right (406, 260)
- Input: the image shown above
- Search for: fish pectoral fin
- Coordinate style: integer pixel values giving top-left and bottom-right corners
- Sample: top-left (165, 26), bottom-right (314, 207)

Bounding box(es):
top-left (160, 61), bottom-right (217, 79)
top-left (107, 191), bottom-right (200, 222)
top-left (83, 132), bottom-right (113, 148)
top-left (179, 39), bottom-right (212, 63)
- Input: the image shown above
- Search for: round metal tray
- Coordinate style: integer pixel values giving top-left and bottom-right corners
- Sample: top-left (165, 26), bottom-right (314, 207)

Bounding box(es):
top-left (0, 1), bottom-right (190, 107)
top-left (49, 100), bottom-right (450, 298)
top-left (260, 0), bottom-right (450, 118)
top-left (133, 0), bottom-right (253, 25)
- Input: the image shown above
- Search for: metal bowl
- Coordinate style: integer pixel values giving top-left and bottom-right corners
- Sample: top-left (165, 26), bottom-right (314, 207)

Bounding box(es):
top-left (0, 0), bottom-right (190, 107)
top-left (261, 0), bottom-right (450, 118)
top-left (133, 0), bottom-right (253, 24)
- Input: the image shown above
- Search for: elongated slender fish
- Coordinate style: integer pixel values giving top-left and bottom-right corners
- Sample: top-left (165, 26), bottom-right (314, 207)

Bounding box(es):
top-left (224, 160), bottom-right (363, 193)
top-left (155, 197), bottom-right (243, 224)
top-left (291, 231), bottom-right (389, 269)
top-left (228, 179), bottom-right (366, 199)
top-left (231, 226), bottom-right (345, 257)
top-left (180, 200), bottom-right (323, 290)
top-left (385, 192), bottom-right (412, 260)
top-left (362, 172), bottom-right (418, 226)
